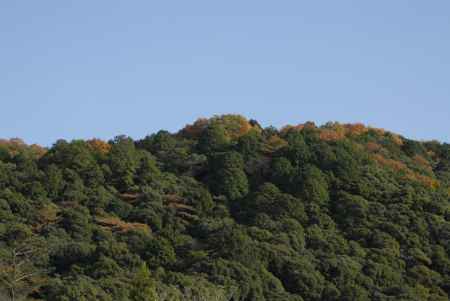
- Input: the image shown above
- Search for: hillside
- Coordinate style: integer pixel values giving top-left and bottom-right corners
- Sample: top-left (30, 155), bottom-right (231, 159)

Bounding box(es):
top-left (0, 115), bottom-right (449, 301)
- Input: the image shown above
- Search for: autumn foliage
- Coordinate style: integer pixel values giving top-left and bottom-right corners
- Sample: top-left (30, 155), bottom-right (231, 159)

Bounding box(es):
top-left (279, 122), bottom-right (393, 143)
top-left (0, 138), bottom-right (47, 158)
top-left (372, 153), bottom-right (440, 188)
top-left (181, 114), bottom-right (258, 140)
top-left (87, 138), bottom-right (111, 155)
top-left (263, 135), bottom-right (288, 153)
top-left (96, 216), bottom-right (151, 234)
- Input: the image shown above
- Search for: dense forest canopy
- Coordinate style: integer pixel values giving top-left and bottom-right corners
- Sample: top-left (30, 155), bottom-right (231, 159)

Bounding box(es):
top-left (1, 114), bottom-right (449, 301)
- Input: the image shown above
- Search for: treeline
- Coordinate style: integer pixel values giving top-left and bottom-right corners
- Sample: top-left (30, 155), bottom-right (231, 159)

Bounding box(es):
top-left (0, 115), bottom-right (449, 300)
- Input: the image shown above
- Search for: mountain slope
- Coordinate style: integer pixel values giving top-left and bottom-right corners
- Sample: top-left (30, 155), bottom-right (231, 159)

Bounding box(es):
top-left (0, 115), bottom-right (449, 301)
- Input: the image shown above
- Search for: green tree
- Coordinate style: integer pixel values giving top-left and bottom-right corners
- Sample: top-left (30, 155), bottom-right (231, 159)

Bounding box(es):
top-left (298, 164), bottom-right (329, 205)
top-left (130, 263), bottom-right (158, 301)
top-left (0, 224), bottom-right (48, 301)
top-left (108, 135), bottom-right (139, 192)
top-left (197, 123), bottom-right (230, 154)
top-left (210, 152), bottom-right (249, 201)
top-left (283, 131), bottom-right (311, 169)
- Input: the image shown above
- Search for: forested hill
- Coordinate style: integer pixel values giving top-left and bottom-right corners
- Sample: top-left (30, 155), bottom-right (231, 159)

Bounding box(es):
top-left (1, 115), bottom-right (450, 301)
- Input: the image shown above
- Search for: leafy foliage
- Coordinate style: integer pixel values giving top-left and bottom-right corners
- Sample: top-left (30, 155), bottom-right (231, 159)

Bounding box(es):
top-left (0, 115), bottom-right (449, 300)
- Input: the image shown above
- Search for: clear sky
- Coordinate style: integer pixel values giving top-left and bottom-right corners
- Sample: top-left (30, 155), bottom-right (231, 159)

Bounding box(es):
top-left (1, 1), bottom-right (449, 146)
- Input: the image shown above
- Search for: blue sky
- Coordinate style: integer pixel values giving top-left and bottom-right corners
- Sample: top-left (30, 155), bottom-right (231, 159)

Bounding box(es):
top-left (1, 1), bottom-right (449, 145)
